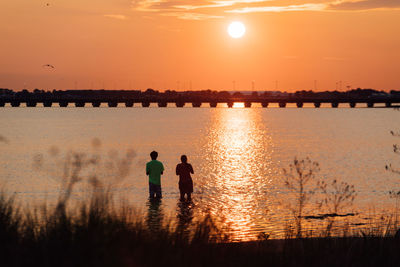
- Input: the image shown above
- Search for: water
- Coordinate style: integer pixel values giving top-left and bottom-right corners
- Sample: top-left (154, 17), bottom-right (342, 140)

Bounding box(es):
top-left (0, 105), bottom-right (399, 240)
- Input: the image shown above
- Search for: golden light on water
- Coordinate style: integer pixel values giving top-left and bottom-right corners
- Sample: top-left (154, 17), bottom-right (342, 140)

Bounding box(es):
top-left (232, 102), bottom-right (245, 108)
top-left (199, 108), bottom-right (275, 240)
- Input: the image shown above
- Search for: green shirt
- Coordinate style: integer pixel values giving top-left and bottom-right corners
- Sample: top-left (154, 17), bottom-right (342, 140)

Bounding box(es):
top-left (146, 160), bottom-right (164, 185)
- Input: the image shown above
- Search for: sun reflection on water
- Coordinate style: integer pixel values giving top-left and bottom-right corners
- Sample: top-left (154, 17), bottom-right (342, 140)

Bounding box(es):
top-left (198, 108), bottom-right (275, 240)
top-left (232, 102), bottom-right (245, 108)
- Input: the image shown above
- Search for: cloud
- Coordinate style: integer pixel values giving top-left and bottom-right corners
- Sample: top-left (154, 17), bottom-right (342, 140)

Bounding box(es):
top-left (132, 0), bottom-right (270, 11)
top-left (104, 14), bottom-right (128, 20)
top-left (174, 0), bottom-right (269, 10)
top-left (227, 3), bottom-right (327, 13)
top-left (329, 0), bottom-right (400, 11)
top-left (173, 2), bottom-right (233, 10)
top-left (132, 0), bottom-right (165, 12)
top-left (131, 0), bottom-right (400, 19)
top-left (161, 12), bottom-right (224, 20)
top-left (131, 0), bottom-right (271, 19)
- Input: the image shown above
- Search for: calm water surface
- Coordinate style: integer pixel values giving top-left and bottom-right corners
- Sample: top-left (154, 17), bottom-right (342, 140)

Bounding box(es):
top-left (0, 105), bottom-right (399, 240)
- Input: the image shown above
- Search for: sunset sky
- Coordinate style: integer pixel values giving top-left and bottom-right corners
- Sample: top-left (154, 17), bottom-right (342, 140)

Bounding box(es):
top-left (0, 0), bottom-right (399, 92)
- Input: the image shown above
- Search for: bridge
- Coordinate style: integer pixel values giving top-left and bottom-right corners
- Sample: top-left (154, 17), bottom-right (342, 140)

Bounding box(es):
top-left (0, 96), bottom-right (399, 108)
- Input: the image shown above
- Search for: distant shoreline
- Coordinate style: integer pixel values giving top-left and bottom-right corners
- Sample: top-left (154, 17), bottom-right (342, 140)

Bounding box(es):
top-left (1, 88), bottom-right (399, 108)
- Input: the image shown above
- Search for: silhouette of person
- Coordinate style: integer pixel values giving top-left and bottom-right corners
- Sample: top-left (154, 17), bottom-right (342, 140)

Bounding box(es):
top-left (176, 155), bottom-right (194, 201)
top-left (146, 151), bottom-right (164, 199)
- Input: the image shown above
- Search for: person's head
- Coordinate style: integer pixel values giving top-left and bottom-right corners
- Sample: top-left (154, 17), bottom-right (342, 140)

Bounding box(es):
top-left (150, 151), bottom-right (158, 160)
top-left (181, 155), bottom-right (187, 163)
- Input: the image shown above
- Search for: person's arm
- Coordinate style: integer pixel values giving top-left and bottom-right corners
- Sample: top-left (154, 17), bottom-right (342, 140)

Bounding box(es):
top-left (189, 164), bottom-right (194, 174)
top-left (146, 164), bottom-right (149, 175)
top-left (176, 164), bottom-right (179, 176)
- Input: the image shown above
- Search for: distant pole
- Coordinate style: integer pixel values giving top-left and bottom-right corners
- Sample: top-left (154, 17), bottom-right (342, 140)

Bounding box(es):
top-left (252, 80), bottom-right (255, 91)
top-left (74, 81), bottom-right (77, 90)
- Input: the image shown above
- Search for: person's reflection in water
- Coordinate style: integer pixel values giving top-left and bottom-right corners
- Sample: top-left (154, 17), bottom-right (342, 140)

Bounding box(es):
top-left (146, 198), bottom-right (163, 232)
top-left (176, 200), bottom-right (194, 235)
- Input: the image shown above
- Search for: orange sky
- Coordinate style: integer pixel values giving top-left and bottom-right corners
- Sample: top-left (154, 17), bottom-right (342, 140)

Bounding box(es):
top-left (0, 0), bottom-right (399, 92)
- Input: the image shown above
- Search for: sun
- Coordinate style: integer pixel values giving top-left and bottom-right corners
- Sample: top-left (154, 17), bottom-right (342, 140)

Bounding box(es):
top-left (228, 21), bottom-right (246, 38)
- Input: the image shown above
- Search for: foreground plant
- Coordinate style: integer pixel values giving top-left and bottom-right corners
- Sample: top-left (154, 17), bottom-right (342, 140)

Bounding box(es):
top-left (283, 157), bottom-right (320, 238)
top-left (316, 179), bottom-right (356, 236)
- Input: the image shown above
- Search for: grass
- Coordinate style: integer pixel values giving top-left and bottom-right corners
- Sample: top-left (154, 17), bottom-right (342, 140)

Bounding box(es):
top-left (0, 190), bottom-right (399, 267)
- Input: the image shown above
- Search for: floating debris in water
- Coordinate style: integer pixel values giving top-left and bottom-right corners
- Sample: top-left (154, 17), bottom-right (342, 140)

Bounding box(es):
top-left (304, 213), bottom-right (356, 220)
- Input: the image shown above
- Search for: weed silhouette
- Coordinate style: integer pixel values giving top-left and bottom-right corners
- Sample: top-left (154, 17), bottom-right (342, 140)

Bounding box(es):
top-left (283, 157), bottom-right (320, 238)
top-left (316, 179), bottom-right (356, 236)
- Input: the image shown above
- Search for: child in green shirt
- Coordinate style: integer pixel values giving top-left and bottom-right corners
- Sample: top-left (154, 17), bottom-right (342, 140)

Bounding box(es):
top-left (146, 151), bottom-right (164, 199)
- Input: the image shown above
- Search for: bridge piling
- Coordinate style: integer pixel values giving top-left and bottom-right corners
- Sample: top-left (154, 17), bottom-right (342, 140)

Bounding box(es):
top-left (245, 102), bottom-right (252, 108)
top-left (158, 102), bottom-right (167, 107)
top-left (279, 102), bottom-right (286, 108)
top-left (261, 102), bottom-right (269, 108)
top-left (142, 101), bottom-right (150, 107)
top-left (11, 101), bottom-right (20, 107)
top-left (75, 101), bottom-right (85, 107)
top-left (350, 102), bottom-right (356, 108)
top-left (59, 101), bottom-right (68, 107)
top-left (125, 101), bottom-right (134, 107)
top-left (209, 102), bottom-right (217, 108)
top-left (296, 102), bottom-right (303, 108)
top-left (227, 102), bottom-right (234, 108)
top-left (26, 101), bottom-right (37, 107)
top-left (108, 102), bottom-right (118, 107)
top-left (192, 102), bottom-right (201, 108)
top-left (92, 102), bottom-right (101, 107)
top-left (176, 102), bottom-right (185, 108)
top-left (367, 102), bottom-right (374, 108)
top-left (43, 101), bottom-right (52, 107)
top-left (331, 102), bottom-right (339, 108)
top-left (314, 102), bottom-right (321, 108)
top-left (386, 102), bottom-right (392, 108)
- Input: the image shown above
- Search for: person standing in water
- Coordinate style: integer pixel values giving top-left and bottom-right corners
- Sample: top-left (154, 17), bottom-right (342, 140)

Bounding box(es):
top-left (175, 155), bottom-right (194, 201)
top-left (146, 151), bottom-right (164, 199)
